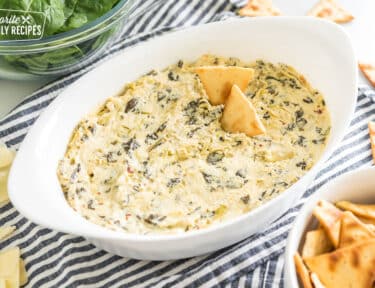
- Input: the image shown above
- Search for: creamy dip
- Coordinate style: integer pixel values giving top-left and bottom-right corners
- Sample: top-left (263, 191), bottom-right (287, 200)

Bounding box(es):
top-left (57, 55), bottom-right (331, 235)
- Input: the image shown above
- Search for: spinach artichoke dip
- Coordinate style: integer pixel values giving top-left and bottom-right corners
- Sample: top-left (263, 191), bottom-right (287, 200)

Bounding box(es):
top-left (57, 55), bottom-right (331, 235)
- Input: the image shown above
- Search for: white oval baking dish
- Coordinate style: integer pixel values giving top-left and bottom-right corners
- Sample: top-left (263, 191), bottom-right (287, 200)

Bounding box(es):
top-left (8, 17), bottom-right (357, 260)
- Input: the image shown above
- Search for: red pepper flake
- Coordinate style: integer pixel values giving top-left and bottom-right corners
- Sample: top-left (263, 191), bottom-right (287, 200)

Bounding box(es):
top-left (127, 166), bottom-right (134, 173)
top-left (125, 213), bottom-right (132, 220)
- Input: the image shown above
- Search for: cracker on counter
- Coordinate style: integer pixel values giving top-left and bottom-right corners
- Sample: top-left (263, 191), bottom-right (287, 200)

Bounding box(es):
top-left (0, 247), bottom-right (28, 287)
top-left (0, 143), bottom-right (14, 169)
top-left (294, 253), bottom-right (313, 288)
top-left (194, 66), bottom-right (254, 105)
top-left (238, 0), bottom-right (281, 17)
top-left (307, 0), bottom-right (354, 23)
top-left (0, 247), bottom-right (20, 288)
top-left (359, 63), bottom-right (375, 88)
top-left (221, 85), bottom-right (266, 137)
top-left (312, 200), bottom-right (343, 247)
top-left (0, 143), bottom-right (15, 204)
top-left (301, 228), bottom-right (333, 258)
top-left (0, 226), bottom-right (16, 241)
top-left (338, 211), bottom-right (375, 248)
top-left (0, 169), bottom-right (8, 204)
top-left (19, 259), bottom-right (28, 286)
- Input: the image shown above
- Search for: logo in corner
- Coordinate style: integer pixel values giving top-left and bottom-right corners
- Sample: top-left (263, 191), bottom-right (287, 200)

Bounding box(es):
top-left (0, 9), bottom-right (46, 41)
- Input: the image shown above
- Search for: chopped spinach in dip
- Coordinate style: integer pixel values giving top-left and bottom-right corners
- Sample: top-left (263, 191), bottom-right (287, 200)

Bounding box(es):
top-left (57, 55), bottom-right (331, 235)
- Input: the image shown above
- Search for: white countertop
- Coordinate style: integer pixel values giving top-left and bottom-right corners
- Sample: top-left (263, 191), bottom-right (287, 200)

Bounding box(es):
top-left (0, 0), bottom-right (373, 118)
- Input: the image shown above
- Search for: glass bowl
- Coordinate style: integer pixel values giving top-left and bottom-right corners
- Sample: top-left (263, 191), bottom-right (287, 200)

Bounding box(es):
top-left (0, 0), bottom-right (138, 80)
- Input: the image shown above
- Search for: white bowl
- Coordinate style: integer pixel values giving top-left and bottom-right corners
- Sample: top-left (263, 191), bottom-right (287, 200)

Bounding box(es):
top-left (8, 17), bottom-right (357, 260)
top-left (284, 167), bottom-right (375, 287)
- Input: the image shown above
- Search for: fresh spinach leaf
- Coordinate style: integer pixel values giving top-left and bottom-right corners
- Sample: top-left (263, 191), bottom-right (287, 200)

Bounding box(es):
top-left (0, 0), bottom-right (120, 37)
top-left (62, 0), bottom-right (79, 22)
top-left (0, 0), bottom-right (66, 36)
top-left (59, 0), bottom-right (119, 33)
top-left (0, 0), bottom-right (121, 74)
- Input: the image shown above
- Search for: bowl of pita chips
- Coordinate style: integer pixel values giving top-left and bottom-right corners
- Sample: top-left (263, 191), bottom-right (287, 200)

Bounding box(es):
top-left (285, 167), bottom-right (375, 288)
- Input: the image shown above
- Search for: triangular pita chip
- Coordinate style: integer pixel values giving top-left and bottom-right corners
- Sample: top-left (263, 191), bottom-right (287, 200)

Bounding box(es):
top-left (194, 66), bottom-right (254, 105)
top-left (19, 259), bottom-right (28, 286)
top-left (302, 229), bottom-right (333, 258)
top-left (294, 253), bottom-right (313, 288)
top-left (0, 226), bottom-right (16, 240)
top-left (310, 273), bottom-right (326, 288)
top-left (359, 64), bottom-right (375, 88)
top-left (368, 121), bottom-right (375, 164)
top-left (304, 239), bottom-right (375, 288)
top-left (313, 200), bottom-right (343, 247)
top-left (221, 85), bottom-right (266, 136)
top-left (307, 0), bottom-right (354, 23)
top-left (238, 0), bottom-right (281, 17)
top-left (0, 247), bottom-right (20, 288)
top-left (336, 200), bottom-right (375, 220)
top-left (339, 211), bottom-right (375, 248)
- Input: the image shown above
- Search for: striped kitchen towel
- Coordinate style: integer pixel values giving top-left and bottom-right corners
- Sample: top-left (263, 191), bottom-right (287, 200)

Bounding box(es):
top-left (0, 0), bottom-right (373, 287)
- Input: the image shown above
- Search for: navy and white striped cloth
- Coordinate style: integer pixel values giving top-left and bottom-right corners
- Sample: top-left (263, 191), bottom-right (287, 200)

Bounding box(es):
top-left (0, 0), bottom-right (374, 287)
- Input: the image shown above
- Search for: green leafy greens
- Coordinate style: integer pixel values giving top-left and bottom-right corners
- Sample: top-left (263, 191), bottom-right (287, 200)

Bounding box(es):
top-left (0, 0), bottom-right (120, 36)
top-left (0, 0), bottom-right (122, 74)
top-left (59, 0), bottom-right (119, 33)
